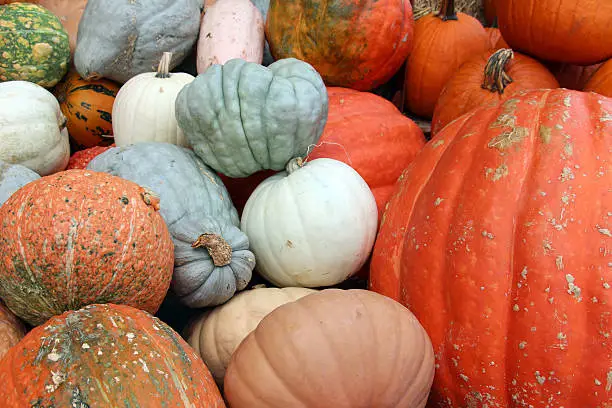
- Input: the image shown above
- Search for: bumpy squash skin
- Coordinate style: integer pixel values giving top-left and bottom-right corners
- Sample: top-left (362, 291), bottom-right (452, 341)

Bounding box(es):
top-left (0, 160), bottom-right (40, 207)
top-left (175, 58), bottom-right (328, 178)
top-left (265, 0), bottom-right (414, 91)
top-left (0, 3), bottom-right (70, 87)
top-left (54, 70), bottom-right (119, 149)
top-left (66, 144), bottom-right (114, 169)
top-left (0, 303), bottom-right (226, 407)
top-left (88, 143), bottom-right (256, 308)
top-left (0, 170), bottom-right (174, 326)
top-left (370, 89), bottom-right (612, 407)
top-left (74, 0), bottom-right (202, 83)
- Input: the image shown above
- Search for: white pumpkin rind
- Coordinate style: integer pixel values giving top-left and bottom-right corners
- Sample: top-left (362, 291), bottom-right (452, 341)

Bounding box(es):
top-left (196, 0), bottom-right (265, 74)
top-left (0, 81), bottom-right (69, 176)
top-left (241, 158), bottom-right (378, 287)
top-left (187, 286), bottom-right (316, 386)
top-left (112, 53), bottom-right (195, 147)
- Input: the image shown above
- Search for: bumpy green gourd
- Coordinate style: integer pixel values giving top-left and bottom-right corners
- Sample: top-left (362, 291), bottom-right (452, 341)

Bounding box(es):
top-left (0, 3), bottom-right (70, 88)
top-left (175, 58), bottom-right (328, 178)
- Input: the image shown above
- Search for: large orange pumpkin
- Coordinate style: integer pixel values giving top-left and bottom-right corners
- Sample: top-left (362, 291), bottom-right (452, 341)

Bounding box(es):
top-left (547, 62), bottom-right (604, 91)
top-left (307, 87), bottom-right (425, 220)
top-left (585, 59), bottom-right (612, 98)
top-left (0, 301), bottom-right (26, 361)
top-left (265, 0), bottom-right (414, 91)
top-left (0, 303), bottom-right (226, 407)
top-left (54, 70), bottom-right (119, 149)
top-left (497, 0), bottom-right (612, 65)
top-left (370, 89), bottom-right (612, 407)
top-left (404, 0), bottom-right (489, 118)
top-left (432, 49), bottom-right (559, 134)
top-left (0, 169), bottom-right (174, 326)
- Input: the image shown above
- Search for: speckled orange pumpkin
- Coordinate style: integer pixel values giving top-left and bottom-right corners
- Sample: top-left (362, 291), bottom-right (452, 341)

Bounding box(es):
top-left (0, 169), bottom-right (174, 326)
top-left (54, 70), bottom-right (119, 149)
top-left (0, 303), bottom-right (226, 407)
top-left (66, 144), bottom-right (115, 169)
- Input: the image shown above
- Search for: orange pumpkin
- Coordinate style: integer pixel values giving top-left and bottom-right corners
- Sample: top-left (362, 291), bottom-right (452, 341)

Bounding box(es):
top-left (0, 303), bottom-right (226, 407)
top-left (485, 27), bottom-right (503, 50)
top-left (307, 87), bottom-right (426, 220)
top-left (54, 70), bottom-right (119, 149)
top-left (483, 0), bottom-right (497, 26)
top-left (497, 0), bottom-right (612, 65)
top-left (432, 49), bottom-right (559, 134)
top-left (66, 144), bottom-right (115, 169)
top-left (547, 62), bottom-right (603, 91)
top-left (0, 301), bottom-right (26, 361)
top-left (404, 0), bottom-right (489, 118)
top-left (370, 89), bottom-right (612, 407)
top-left (265, 0), bottom-right (414, 91)
top-left (584, 59), bottom-right (612, 97)
top-left (0, 169), bottom-right (174, 326)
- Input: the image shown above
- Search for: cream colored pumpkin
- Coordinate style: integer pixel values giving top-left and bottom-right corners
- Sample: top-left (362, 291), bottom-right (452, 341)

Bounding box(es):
top-left (187, 286), bottom-right (316, 386)
top-left (112, 52), bottom-right (195, 147)
top-left (196, 0), bottom-right (264, 73)
top-left (0, 81), bottom-right (69, 176)
top-left (241, 158), bottom-right (378, 287)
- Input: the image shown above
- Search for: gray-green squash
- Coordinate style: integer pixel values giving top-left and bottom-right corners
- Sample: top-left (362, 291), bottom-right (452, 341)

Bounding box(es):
top-left (175, 58), bottom-right (328, 178)
top-left (87, 142), bottom-right (255, 308)
top-left (74, 0), bottom-right (202, 84)
top-left (0, 161), bottom-right (40, 207)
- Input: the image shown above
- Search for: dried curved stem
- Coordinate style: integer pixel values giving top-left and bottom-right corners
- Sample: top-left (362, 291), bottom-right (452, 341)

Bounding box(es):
top-left (481, 49), bottom-right (515, 94)
top-left (192, 233), bottom-right (232, 267)
top-left (155, 52), bottom-right (173, 79)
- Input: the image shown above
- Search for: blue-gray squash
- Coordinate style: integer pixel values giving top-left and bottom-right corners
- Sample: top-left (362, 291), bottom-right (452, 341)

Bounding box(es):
top-left (0, 161), bottom-right (40, 207)
top-left (87, 142), bottom-right (255, 308)
top-left (175, 58), bottom-right (328, 178)
top-left (74, 0), bottom-right (202, 84)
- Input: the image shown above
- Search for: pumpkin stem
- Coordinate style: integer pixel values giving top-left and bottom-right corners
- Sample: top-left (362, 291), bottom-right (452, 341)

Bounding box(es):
top-left (481, 48), bottom-right (515, 94)
top-left (140, 189), bottom-right (161, 211)
top-left (156, 52), bottom-right (173, 79)
top-left (438, 0), bottom-right (458, 21)
top-left (191, 233), bottom-right (232, 267)
top-left (285, 157), bottom-right (304, 174)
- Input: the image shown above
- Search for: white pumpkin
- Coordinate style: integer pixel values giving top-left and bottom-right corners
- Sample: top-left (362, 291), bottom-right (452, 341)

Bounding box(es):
top-left (241, 158), bottom-right (378, 287)
top-left (187, 286), bottom-right (316, 386)
top-left (112, 52), bottom-right (195, 147)
top-left (0, 81), bottom-right (70, 176)
top-left (196, 0), bottom-right (265, 74)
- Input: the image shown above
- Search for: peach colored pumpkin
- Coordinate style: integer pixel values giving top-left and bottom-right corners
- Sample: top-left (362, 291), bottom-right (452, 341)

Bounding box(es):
top-left (187, 286), bottom-right (316, 386)
top-left (196, 0), bottom-right (264, 73)
top-left (0, 301), bottom-right (26, 361)
top-left (224, 289), bottom-right (435, 408)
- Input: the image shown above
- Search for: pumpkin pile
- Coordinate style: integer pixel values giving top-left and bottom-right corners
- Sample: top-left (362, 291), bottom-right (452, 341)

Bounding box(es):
top-left (0, 0), bottom-right (610, 407)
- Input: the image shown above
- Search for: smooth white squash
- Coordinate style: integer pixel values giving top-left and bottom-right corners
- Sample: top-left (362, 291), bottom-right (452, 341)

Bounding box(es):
top-left (196, 0), bottom-right (265, 73)
top-left (112, 52), bottom-right (195, 147)
top-left (241, 158), bottom-right (378, 287)
top-left (0, 81), bottom-right (69, 176)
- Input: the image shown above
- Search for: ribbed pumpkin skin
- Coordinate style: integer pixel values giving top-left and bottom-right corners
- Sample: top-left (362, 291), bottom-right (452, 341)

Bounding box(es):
top-left (0, 3), bottom-right (70, 87)
top-left (370, 89), bottom-right (612, 407)
top-left (432, 50), bottom-right (559, 135)
top-left (0, 303), bottom-right (226, 407)
top-left (404, 7), bottom-right (489, 118)
top-left (497, 0), bottom-right (612, 65)
top-left (66, 144), bottom-right (114, 169)
top-left (265, 0), bottom-right (414, 91)
top-left (585, 59), bottom-right (612, 98)
top-left (307, 87), bottom-right (426, 220)
top-left (0, 170), bottom-right (174, 326)
top-left (54, 70), bottom-right (119, 149)
top-left (0, 301), bottom-right (26, 361)
top-left (548, 62), bottom-right (603, 91)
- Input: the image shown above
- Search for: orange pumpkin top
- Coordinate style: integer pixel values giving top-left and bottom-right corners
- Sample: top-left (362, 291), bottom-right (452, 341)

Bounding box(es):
top-left (370, 89), bottom-right (612, 407)
top-left (0, 303), bottom-right (226, 407)
top-left (585, 59), bottom-right (612, 98)
top-left (432, 48), bottom-right (559, 135)
top-left (0, 169), bottom-right (174, 326)
top-left (404, 0), bottom-right (490, 118)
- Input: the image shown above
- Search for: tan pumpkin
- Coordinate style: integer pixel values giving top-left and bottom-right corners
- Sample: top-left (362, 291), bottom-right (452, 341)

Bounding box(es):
top-left (0, 301), bottom-right (26, 361)
top-left (224, 289), bottom-right (435, 408)
top-left (187, 286), bottom-right (316, 386)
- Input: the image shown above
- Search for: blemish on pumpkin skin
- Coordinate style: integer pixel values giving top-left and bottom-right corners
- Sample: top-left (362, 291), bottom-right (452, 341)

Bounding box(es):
top-left (539, 126), bottom-right (552, 144)
top-left (565, 274), bottom-right (582, 301)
